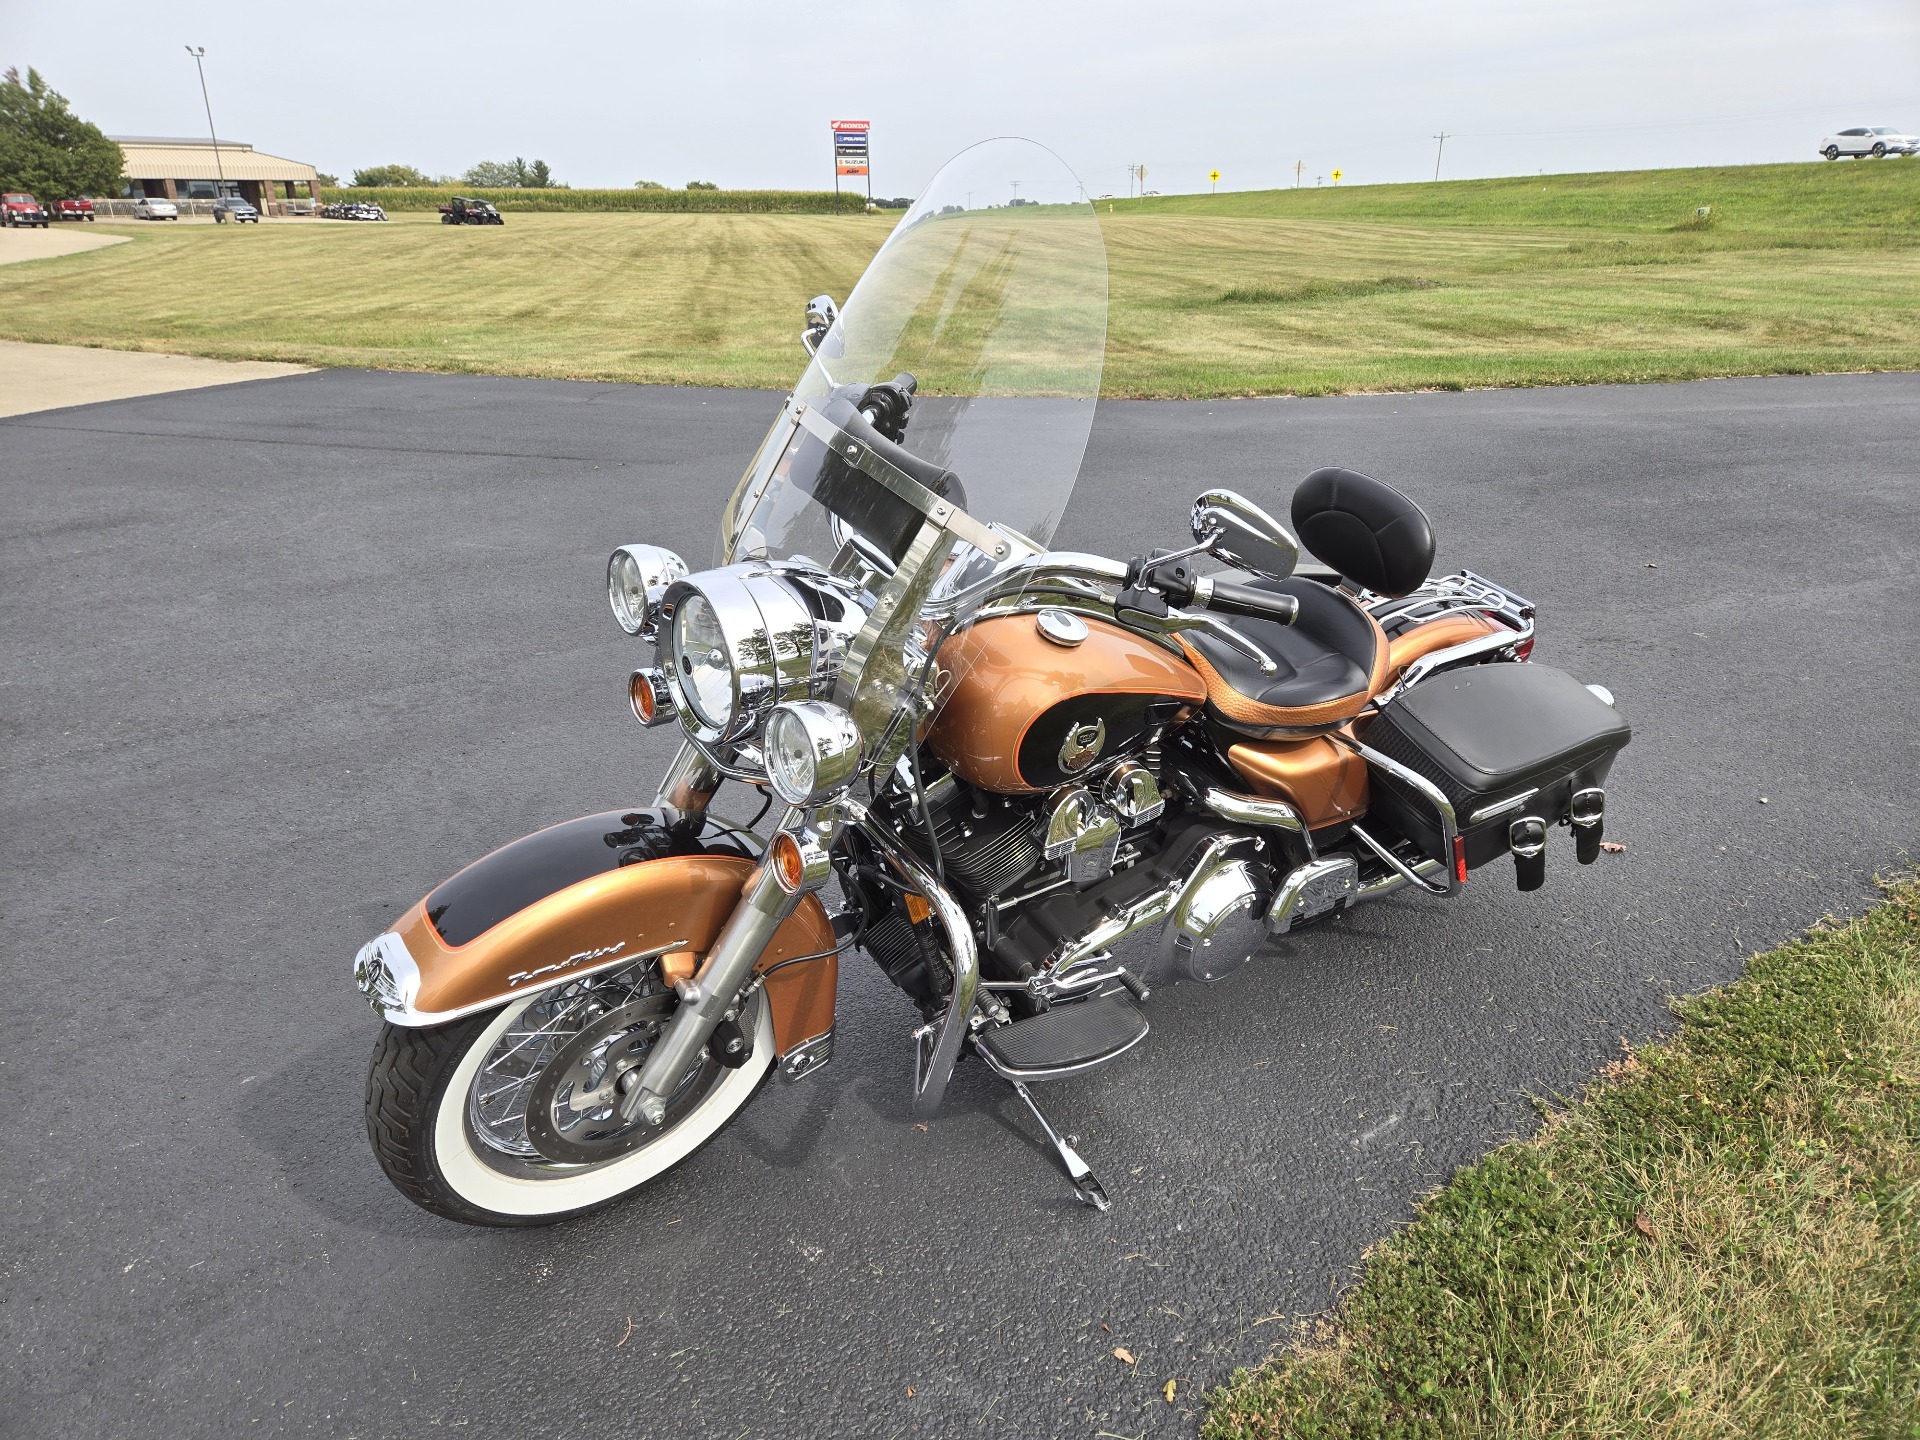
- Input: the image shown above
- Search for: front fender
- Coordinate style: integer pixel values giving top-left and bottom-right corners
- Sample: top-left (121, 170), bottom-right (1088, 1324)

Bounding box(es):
top-left (353, 808), bottom-right (837, 1059)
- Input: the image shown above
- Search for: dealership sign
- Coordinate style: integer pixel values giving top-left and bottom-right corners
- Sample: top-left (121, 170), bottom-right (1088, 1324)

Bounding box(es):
top-left (832, 119), bottom-right (870, 178)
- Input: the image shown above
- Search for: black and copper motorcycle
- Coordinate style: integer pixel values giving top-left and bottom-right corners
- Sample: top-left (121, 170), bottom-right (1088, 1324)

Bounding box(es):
top-left (353, 139), bottom-right (1629, 1224)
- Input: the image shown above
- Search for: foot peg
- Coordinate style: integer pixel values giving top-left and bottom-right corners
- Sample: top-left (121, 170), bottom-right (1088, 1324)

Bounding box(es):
top-left (1009, 1079), bottom-right (1109, 1211)
top-left (973, 989), bottom-right (1148, 1081)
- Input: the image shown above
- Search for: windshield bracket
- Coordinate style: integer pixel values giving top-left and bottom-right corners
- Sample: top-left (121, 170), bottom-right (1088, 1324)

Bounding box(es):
top-left (794, 404), bottom-right (1013, 563)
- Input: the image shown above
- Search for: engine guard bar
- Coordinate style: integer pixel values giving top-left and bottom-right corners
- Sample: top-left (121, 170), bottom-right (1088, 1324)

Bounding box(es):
top-left (846, 800), bottom-right (981, 1117)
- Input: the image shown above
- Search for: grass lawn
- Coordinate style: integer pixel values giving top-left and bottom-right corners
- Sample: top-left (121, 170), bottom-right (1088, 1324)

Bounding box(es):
top-left (1205, 878), bottom-right (1920, 1440)
top-left (0, 161), bottom-right (1915, 397)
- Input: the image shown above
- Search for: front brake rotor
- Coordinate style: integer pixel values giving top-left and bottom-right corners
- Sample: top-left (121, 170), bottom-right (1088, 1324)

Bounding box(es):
top-left (524, 993), bottom-right (690, 1165)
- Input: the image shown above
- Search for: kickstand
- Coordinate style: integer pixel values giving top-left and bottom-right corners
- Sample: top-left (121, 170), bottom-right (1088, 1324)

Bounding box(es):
top-left (1008, 1079), bottom-right (1110, 1212)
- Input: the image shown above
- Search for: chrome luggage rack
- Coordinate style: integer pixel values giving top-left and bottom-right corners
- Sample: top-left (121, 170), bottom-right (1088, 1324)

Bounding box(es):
top-left (1364, 568), bottom-right (1534, 637)
top-left (1360, 569), bottom-right (1536, 706)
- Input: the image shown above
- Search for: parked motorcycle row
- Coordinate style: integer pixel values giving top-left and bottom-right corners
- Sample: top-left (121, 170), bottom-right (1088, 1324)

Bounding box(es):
top-left (350, 137), bottom-right (1631, 1226)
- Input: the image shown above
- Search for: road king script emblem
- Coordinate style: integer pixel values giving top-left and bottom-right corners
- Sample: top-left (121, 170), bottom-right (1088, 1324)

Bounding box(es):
top-left (508, 940), bottom-right (626, 988)
top-left (1058, 718), bottom-right (1105, 773)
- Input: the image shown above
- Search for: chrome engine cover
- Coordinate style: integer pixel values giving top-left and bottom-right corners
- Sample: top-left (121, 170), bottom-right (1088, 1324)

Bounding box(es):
top-left (1158, 854), bottom-right (1268, 983)
top-left (1267, 856), bottom-right (1359, 934)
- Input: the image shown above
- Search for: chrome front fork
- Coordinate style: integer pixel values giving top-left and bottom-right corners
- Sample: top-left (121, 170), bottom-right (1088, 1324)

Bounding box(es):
top-left (655, 741), bottom-right (723, 818)
top-left (630, 753), bottom-right (984, 1125)
top-left (621, 846), bottom-right (800, 1124)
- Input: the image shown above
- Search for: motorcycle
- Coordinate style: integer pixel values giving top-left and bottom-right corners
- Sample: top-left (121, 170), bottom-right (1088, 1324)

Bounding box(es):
top-left (353, 139), bottom-right (1630, 1225)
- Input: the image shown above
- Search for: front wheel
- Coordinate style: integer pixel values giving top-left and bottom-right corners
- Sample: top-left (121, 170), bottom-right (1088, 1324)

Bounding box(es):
top-left (1825, 146), bottom-right (1840, 159)
top-left (364, 962), bottom-right (773, 1225)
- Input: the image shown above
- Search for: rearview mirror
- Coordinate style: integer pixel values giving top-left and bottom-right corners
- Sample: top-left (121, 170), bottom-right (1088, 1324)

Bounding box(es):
top-left (802, 294), bottom-right (839, 356)
top-left (1191, 488), bottom-right (1299, 580)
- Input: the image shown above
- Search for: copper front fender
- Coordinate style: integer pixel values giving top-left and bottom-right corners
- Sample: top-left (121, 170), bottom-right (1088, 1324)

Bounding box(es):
top-left (354, 808), bottom-right (837, 1060)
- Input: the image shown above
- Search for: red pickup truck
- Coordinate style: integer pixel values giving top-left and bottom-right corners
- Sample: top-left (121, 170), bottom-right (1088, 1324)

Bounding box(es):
top-left (2, 193), bottom-right (50, 228)
top-left (53, 198), bottom-right (95, 222)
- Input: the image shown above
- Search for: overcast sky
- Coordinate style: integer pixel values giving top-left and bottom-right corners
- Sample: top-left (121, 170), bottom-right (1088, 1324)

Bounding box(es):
top-left (9, 0), bottom-right (1918, 195)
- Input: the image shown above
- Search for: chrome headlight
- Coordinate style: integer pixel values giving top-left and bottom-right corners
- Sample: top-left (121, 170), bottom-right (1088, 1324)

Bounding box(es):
top-left (664, 565), bottom-right (866, 744)
top-left (671, 590), bottom-right (739, 732)
top-left (765, 701), bottom-right (863, 805)
top-left (607, 543), bottom-right (689, 636)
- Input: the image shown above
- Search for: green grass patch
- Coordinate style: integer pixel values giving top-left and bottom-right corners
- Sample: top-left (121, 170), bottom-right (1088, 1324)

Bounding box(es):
top-left (1108, 159), bottom-right (1920, 239)
top-left (1215, 276), bottom-right (1443, 305)
top-left (1, 161), bottom-right (1915, 396)
top-left (320, 185), bottom-right (850, 213)
top-left (1205, 878), bottom-right (1920, 1440)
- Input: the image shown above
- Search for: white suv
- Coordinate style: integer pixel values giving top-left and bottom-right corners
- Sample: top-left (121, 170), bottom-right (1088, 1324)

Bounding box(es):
top-left (1819, 127), bottom-right (1918, 159)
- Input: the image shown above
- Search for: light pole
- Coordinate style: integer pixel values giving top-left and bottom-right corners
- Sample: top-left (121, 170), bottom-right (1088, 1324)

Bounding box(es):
top-left (184, 46), bottom-right (227, 199)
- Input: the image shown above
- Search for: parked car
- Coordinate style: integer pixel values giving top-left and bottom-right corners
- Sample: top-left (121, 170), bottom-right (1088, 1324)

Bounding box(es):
top-left (213, 197), bottom-right (261, 224)
top-left (2, 193), bottom-right (50, 228)
top-left (53, 198), bottom-right (95, 222)
top-left (1819, 126), bottom-right (1919, 159)
top-left (439, 196), bottom-right (504, 225)
top-left (133, 196), bottom-right (181, 220)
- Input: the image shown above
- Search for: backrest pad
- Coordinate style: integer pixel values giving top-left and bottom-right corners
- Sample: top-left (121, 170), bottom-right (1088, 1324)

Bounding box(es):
top-left (1290, 467), bottom-right (1435, 598)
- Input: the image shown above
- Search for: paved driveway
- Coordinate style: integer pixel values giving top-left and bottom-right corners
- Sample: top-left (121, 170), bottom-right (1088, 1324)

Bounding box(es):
top-left (3, 370), bottom-right (1915, 1438)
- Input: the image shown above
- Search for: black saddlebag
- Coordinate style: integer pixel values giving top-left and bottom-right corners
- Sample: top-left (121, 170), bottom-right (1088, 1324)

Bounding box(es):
top-left (1358, 663), bottom-right (1630, 870)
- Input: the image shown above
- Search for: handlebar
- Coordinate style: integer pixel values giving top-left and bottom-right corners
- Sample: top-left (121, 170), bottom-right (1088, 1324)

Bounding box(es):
top-left (1190, 576), bottom-right (1300, 626)
top-left (1117, 553), bottom-right (1299, 627)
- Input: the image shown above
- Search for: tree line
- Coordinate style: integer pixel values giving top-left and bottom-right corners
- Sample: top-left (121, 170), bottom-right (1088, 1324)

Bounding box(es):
top-left (0, 67), bottom-right (122, 199)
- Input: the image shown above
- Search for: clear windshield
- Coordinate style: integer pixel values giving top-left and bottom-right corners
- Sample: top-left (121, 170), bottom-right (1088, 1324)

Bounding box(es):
top-left (721, 137), bottom-right (1107, 570)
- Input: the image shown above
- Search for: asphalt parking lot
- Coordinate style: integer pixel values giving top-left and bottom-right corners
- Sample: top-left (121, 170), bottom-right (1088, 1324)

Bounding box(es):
top-left (4, 368), bottom-right (1916, 1439)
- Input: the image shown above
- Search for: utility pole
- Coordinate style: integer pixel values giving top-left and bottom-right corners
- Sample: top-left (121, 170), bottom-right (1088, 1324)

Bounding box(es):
top-left (1432, 132), bottom-right (1449, 182)
top-left (184, 46), bottom-right (227, 199)
top-left (1294, 160), bottom-right (1303, 189)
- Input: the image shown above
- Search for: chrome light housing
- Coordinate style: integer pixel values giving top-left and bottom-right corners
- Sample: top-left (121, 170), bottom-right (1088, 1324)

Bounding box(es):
top-left (663, 565), bottom-right (866, 745)
top-left (608, 544), bottom-right (689, 635)
top-left (764, 701), bottom-right (863, 806)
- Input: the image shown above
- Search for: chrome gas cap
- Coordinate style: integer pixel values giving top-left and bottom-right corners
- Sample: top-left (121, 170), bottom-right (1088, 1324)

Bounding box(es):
top-left (1035, 608), bottom-right (1088, 646)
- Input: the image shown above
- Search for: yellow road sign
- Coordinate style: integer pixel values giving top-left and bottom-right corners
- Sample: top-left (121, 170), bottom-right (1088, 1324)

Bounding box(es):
top-left (1208, 169), bottom-right (1220, 182)
top-left (1331, 168), bottom-right (1344, 184)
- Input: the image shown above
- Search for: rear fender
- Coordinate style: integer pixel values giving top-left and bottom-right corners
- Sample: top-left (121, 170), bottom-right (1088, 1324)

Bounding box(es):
top-left (354, 808), bottom-right (837, 1059)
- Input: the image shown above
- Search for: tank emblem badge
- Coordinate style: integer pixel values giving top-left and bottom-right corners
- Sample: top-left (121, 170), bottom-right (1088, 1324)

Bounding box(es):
top-left (1059, 718), bottom-right (1106, 773)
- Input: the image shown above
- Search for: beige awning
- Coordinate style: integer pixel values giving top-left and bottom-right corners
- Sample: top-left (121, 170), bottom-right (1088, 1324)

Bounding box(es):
top-left (117, 140), bottom-right (318, 184)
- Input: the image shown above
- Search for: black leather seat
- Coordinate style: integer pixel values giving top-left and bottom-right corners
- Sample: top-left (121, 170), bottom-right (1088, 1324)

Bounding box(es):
top-left (1180, 468), bottom-right (1434, 735)
top-left (1181, 576), bottom-right (1389, 734)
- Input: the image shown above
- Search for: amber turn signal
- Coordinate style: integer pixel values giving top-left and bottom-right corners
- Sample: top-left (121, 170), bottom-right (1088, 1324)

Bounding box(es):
top-left (628, 668), bottom-right (677, 728)
top-left (770, 832), bottom-right (806, 892)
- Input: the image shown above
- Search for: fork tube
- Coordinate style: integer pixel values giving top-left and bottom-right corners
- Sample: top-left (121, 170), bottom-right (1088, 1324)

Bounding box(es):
top-left (621, 854), bottom-right (796, 1124)
top-left (655, 740), bottom-right (722, 820)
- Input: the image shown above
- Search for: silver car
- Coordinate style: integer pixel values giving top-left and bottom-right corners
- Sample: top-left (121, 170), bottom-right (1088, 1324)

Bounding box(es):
top-left (133, 195), bottom-right (181, 219)
top-left (1819, 126), bottom-right (1918, 159)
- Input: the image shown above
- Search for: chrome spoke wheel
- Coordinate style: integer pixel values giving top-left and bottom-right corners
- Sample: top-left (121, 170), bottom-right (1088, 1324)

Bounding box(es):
top-left (463, 960), bottom-right (669, 1165)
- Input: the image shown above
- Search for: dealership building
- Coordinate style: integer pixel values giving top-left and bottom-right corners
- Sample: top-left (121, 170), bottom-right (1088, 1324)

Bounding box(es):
top-left (113, 136), bottom-right (322, 212)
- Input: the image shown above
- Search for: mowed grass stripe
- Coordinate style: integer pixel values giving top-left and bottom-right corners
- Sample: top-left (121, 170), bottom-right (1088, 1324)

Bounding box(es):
top-left (1, 161), bottom-right (1915, 396)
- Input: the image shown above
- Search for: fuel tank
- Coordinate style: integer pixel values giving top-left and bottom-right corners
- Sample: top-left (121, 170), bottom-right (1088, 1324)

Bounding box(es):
top-left (927, 612), bottom-right (1207, 794)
